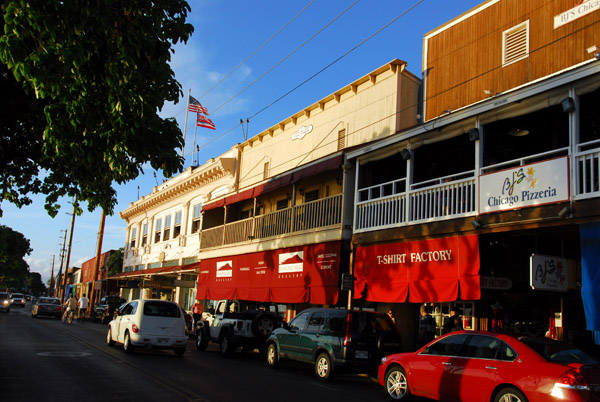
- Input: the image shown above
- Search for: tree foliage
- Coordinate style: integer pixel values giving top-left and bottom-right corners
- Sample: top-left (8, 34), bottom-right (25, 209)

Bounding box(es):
top-left (106, 247), bottom-right (124, 276)
top-left (27, 271), bottom-right (46, 295)
top-left (0, 1), bottom-right (194, 216)
top-left (0, 224), bottom-right (31, 288)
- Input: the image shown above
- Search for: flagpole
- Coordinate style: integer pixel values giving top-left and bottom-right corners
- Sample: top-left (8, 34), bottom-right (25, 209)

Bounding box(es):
top-left (181, 88), bottom-right (191, 160)
top-left (192, 117), bottom-right (198, 167)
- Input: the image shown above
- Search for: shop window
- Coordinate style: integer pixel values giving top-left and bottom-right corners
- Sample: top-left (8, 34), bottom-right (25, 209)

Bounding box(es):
top-left (276, 198), bottom-right (288, 210)
top-left (163, 214), bottom-right (172, 241)
top-left (174, 211), bottom-right (182, 237)
top-left (305, 189), bottom-right (319, 203)
top-left (191, 203), bottom-right (202, 233)
top-left (129, 227), bottom-right (137, 249)
top-left (141, 223), bottom-right (148, 246)
top-left (431, 301), bottom-right (475, 337)
top-left (154, 218), bottom-right (162, 243)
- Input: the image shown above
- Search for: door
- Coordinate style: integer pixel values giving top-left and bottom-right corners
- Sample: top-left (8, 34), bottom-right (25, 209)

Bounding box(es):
top-left (410, 333), bottom-right (469, 401)
top-left (278, 311), bottom-right (310, 359)
top-left (115, 302), bottom-right (136, 343)
top-left (297, 311), bottom-right (326, 363)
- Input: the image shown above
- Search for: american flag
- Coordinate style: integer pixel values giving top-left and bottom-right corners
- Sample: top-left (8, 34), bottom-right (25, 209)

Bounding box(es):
top-left (197, 114), bottom-right (216, 130)
top-left (188, 95), bottom-right (209, 115)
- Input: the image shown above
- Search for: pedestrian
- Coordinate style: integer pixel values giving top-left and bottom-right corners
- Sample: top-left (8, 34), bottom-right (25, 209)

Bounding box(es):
top-left (442, 306), bottom-right (462, 334)
top-left (64, 293), bottom-right (78, 323)
top-left (417, 305), bottom-right (436, 348)
top-left (192, 301), bottom-right (204, 328)
top-left (387, 310), bottom-right (396, 323)
top-left (78, 293), bottom-right (89, 323)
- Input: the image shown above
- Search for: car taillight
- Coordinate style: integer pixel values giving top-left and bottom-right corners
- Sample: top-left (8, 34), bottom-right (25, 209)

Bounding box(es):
top-left (343, 313), bottom-right (353, 346)
top-left (557, 368), bottom-right (589, 387)
top-left (132, 324), bottom-right (139, 334)
top-left (57, 306), bottom-right (63, 311)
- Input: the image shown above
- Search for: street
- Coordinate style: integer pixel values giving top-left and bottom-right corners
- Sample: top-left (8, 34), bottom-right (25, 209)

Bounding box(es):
top-left (0, 303), bottom-right (402, 402)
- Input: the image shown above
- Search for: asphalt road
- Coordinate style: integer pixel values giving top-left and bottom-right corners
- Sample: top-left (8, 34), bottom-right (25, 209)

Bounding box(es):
top-left (0, 302), bottom-right (406, 402)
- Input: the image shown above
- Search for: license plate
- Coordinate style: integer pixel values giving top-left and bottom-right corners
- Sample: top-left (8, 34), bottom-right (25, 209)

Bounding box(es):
top-left (355, 350), bottom-right (369, 359)
top-left (157, 338), bottom-right (169, 344)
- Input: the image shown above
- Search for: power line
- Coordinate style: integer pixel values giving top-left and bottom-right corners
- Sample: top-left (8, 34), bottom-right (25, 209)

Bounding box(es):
top-left (197, 0), bottom-right (315, 101)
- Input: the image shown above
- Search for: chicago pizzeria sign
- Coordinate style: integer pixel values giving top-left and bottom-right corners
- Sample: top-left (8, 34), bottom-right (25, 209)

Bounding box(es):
top-left (479, 156), bottom-right (569, 214)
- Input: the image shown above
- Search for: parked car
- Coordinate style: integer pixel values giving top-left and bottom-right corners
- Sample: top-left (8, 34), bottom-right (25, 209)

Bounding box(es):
top-left (31, 297), bottom-right (63, 319)
top-left (0, 292), bottom-right (10, 312)
top-left (106, 299), bottom-right (188, 356)
top-left (10, 293), bottom-right (26, 307)
top-left (266, 308), bottom-right (402, 381)
top-left (378, 331), bottom-right (600, 402)
top-left (92, 296), bottom-right (126, 324)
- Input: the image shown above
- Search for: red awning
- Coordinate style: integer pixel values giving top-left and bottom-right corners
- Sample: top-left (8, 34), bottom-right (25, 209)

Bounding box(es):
top-left (202, 154), bottom-right (343, 211)
top-left (110, 262), bottom-right (201, 279)
top-left (196, 241), bottom-right (341, 304)
top-left (354, 235), bottom-right (480, 303)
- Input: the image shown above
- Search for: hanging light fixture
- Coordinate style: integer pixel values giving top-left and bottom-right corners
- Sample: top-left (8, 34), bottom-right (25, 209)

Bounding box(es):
top-left (508, 128), bottom-right (529, 137)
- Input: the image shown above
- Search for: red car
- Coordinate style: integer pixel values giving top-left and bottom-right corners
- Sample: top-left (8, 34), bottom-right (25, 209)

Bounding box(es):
top-left (378, 331), bottom-right (600, 402)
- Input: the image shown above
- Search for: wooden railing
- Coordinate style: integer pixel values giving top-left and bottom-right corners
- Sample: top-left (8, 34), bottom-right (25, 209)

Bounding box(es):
top-left (199, 194), bottom-right (343, 250)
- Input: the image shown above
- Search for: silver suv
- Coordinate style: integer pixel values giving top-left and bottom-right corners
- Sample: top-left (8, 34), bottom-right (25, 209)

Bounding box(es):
top-left (10, 293), bottom-right (25, 308)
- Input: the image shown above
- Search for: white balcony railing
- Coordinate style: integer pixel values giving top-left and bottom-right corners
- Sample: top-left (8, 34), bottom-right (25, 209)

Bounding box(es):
top-left (199, 194), bottom-right (343, 250)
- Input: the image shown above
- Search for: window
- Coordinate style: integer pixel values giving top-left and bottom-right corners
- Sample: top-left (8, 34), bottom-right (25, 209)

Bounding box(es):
top-left (305, 189), bottom-right (319, 202)
top-left (129, 227), bottom-right (137, 249)
top-left (191, 203), bottom-right (202, 233)
top-left (154, 218), bottom-right (162, 243)
top-left (276, 198), bottom-right (288, 210)
top-left (307, 312), bottom-right (326, 331)
top-left (163, 214), bottom-right (172, 241)
top-left (240, 209), bottom-right (251, 219)
top-left (174, 211), bottom-right (182, 237)
top-left (263, 161), bottom-right (270, 180)
top-left (502, 21), bottom-right (529, 66)
top-left (422, 334), bottom-right (469, 356)
top-left (337, 129), bottom-right (346, 151)
top-left (141, 223), bottom-right (148, 246)
top-left (462, 335), bottom-right (502, 360)
top-left (289, 312), bottom-right (310, 331)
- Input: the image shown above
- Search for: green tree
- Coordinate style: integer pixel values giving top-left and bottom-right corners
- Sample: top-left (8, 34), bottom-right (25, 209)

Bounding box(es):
top-left (27, 271), bottom-right (46, 295)
top-left (106, 248), bottom-right (124, 276)
top-left (0, 1), bottom-right (194, 217)
top-left (0, 225), bottom-right (31, 288)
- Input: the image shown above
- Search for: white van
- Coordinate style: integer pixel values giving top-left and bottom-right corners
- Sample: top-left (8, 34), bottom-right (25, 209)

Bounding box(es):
top-left (106, 299), bottom-right (188, 356)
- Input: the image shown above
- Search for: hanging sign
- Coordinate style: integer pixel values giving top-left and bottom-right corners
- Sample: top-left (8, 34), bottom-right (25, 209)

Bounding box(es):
top-left (479, 157), bottom-right (569, 214)
top-left (530, 254), bottom-right (568, 292)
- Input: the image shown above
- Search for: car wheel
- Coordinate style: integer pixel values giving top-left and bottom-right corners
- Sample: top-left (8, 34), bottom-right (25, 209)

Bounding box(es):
top-left (494, 387), bottom-right (528, 402)
top-left (220, 330), bottom-right (235, 357)
top-left (196, 327), bottom-right (208, 351)
top-left (385, 366), bottom-right (411, 400)
top-left (266, 343), bottom-right (279, 368)
top-left (123, 331), bottom-right (135, 354)
top-left (106, 327), bottom-right (115, 346)
top-left (174, 347), bottom-right (186, 357)
top-left (315, 352), bottom-right (334, 381)
top-left (251, 314), bottom-right (277, 338)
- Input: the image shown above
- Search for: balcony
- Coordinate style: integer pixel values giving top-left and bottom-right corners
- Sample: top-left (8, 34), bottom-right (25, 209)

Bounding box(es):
top-left (199, 194), bottom-right (343, 250)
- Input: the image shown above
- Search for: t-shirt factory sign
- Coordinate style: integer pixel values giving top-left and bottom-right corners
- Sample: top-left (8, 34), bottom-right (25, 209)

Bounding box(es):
top-left (479, 156), bottom-right (569, 214)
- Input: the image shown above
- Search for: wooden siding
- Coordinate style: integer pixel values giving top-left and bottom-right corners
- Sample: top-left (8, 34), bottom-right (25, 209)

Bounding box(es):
top-left (424, 0), bottom-right (600, 120)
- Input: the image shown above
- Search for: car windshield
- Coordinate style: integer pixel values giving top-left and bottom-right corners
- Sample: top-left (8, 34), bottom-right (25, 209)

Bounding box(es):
top-left (520, 337), bottom-right (599, 364)
top-left (12, 294), bottom-right (23, 298)
top-left (143, 301), bottom-right (180, 318)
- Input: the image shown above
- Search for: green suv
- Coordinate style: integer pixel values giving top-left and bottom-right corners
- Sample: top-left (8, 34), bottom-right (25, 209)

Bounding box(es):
top-left (266, 308), bottom-right (402, 381)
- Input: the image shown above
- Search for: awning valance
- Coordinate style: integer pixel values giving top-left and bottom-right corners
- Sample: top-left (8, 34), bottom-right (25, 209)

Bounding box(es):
top-left (202, 155), bottom-right (343, 211)
top-left (354, 235), bottom-right (480, 303)
top-left (196, 241), bottom-right (341, 304)
top-left (110, 261), bottom-right (200, 279)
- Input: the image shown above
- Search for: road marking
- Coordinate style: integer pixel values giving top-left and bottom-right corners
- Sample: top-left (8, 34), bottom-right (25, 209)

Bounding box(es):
top-left (37, 351), bottom-right (92, 357)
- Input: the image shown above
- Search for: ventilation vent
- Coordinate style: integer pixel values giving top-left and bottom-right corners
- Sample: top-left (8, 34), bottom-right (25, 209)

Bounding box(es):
top-left (502, 21), bottom-right (529, 66)
top-left (337, 129), bottom-right (346, 151)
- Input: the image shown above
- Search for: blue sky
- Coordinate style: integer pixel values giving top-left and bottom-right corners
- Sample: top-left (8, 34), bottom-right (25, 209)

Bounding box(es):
top-left (1, 0), bottom-right (484, 284)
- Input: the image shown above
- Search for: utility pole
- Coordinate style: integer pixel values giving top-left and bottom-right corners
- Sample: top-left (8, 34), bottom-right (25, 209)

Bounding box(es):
top-left (88, 209), bottom-right (106, 318)
top-left (61, 201), bottom-right (77, 300)
top-left (49, 255), bottom-right (55, 297)
top-left (56, 231), bottom-right (67, 300)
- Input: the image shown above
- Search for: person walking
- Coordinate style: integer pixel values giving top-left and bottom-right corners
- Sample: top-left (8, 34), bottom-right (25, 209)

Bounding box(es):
top-left (417, 305), bottom-right (436, 349)
top-left (78, 293), bottom-right (89, 323)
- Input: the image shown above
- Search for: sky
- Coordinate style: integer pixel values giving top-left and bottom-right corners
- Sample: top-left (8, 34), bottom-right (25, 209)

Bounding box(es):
top-left (1, 0), bottom-right (485, 285)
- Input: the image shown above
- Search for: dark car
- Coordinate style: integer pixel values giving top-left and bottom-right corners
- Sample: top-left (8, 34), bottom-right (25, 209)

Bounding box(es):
top-left (93, 296), bottom-right (126, 324)
top-left (378, 331), bottom-right (600, 402)
top-left (266, 308), bottom-right (402, 381)
top-left (31, 297), bottom-right (63, 319)
top-left (0, 292), bottom-right (10, 312)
